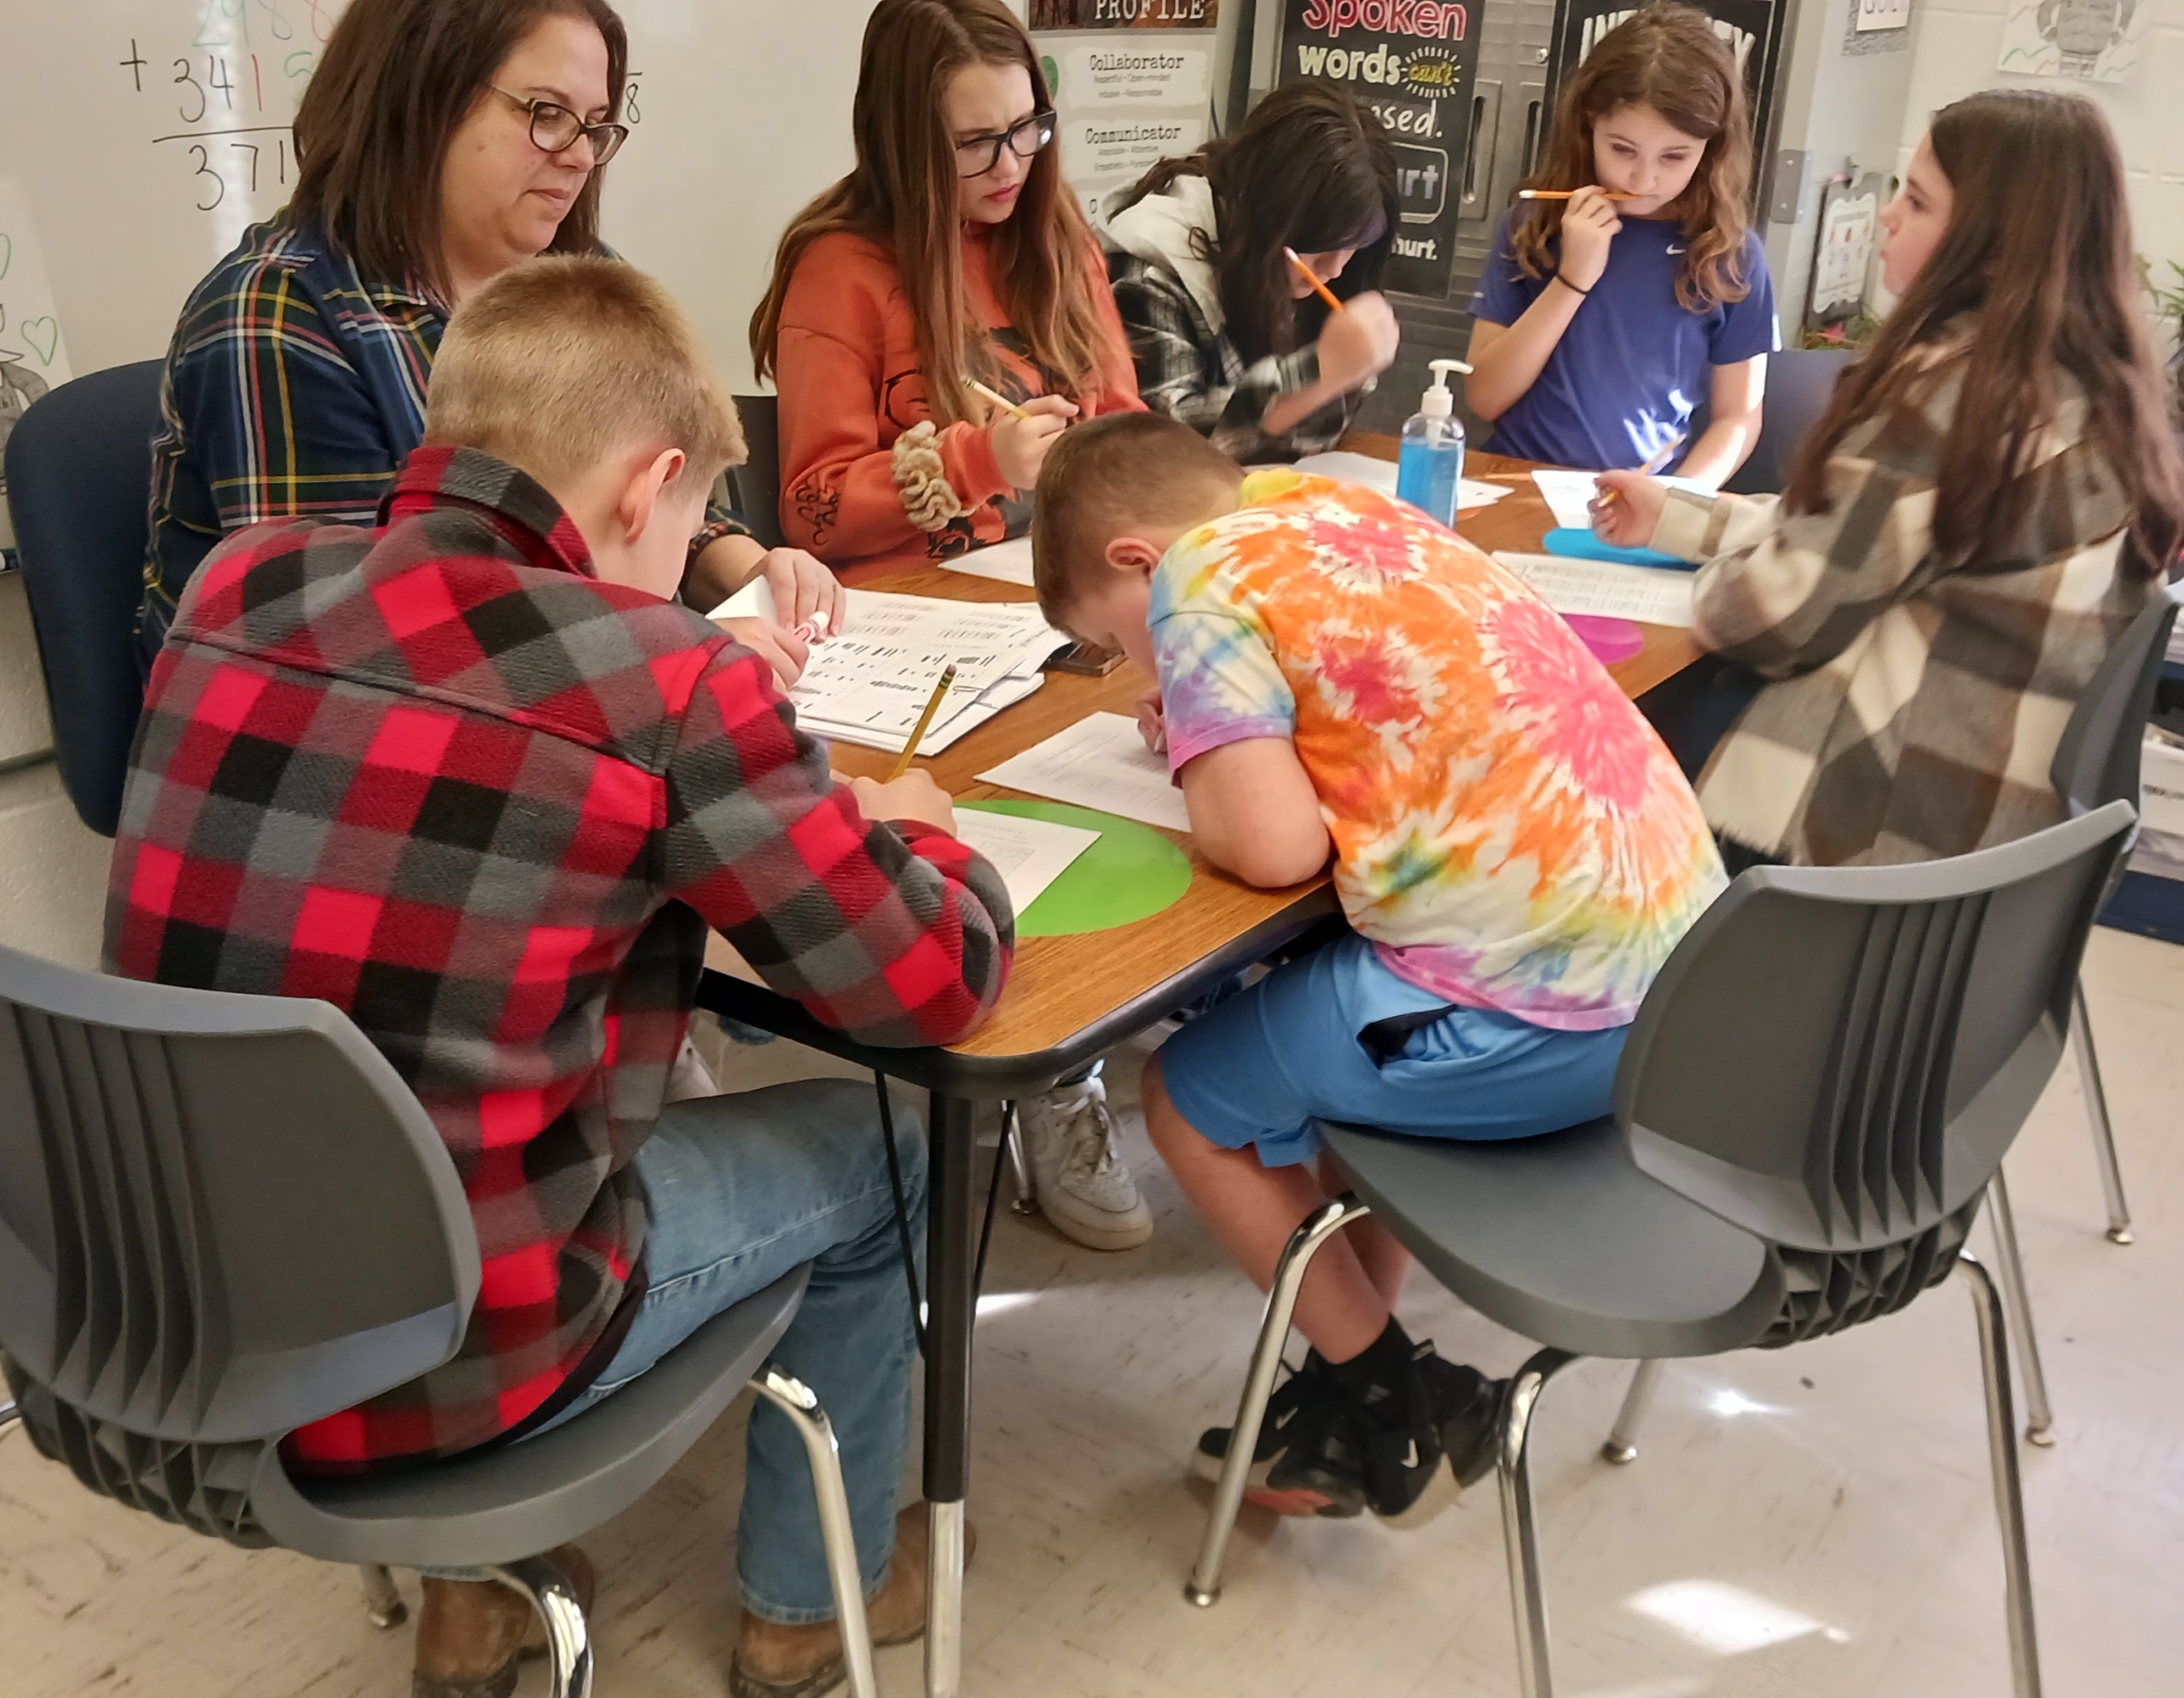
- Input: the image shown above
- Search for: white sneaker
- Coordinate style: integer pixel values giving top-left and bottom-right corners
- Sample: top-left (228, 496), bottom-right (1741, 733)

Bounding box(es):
top-left (1017, 1076), bottom-right (1153, 1251)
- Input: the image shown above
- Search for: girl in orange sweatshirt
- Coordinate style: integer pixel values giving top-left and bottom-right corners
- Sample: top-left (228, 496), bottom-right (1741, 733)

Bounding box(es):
top-left (751, 0), bottom-right (1143, 576)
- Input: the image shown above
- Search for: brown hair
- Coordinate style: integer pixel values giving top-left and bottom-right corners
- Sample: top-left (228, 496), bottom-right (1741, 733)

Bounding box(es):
top-left (749, 0), bottom-right (1117, 427)
top-left (290, 0), bottom-right (626, 295)
top-left (1786, 90), bottom-right (2184, 576)
top-left (1109, 84), bottom-right (1398, 364)
top-left (1512, 3), bottom-right (1753, 311)
top-left (1032, 413), bottom-right (1242, 628)
top-left (427, 257), bottom-right (744, 498)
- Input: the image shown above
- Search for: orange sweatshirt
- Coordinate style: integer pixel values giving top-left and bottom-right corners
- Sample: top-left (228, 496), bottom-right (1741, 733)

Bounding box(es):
top-left (773, 226), bottom-right (1144, 572)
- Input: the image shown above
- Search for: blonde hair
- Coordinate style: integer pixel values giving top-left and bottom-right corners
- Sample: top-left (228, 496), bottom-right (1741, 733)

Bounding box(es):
top-left (1032, 414), bottom-right (1241, 628)
top-left (427, 255), bottom-right (745, 497)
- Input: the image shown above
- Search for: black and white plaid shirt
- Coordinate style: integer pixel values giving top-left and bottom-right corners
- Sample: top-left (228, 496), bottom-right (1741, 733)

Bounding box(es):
top-left (1104, 247), bottom-right (1356, 462)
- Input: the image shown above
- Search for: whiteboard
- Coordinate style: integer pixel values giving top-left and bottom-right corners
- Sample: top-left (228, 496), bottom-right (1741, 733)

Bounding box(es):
top-left (0, 0), bottom-right (879, 389)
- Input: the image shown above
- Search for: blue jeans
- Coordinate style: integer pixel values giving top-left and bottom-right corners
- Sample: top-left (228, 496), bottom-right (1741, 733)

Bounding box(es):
top-left (432, 1079), bottom-right (924, 1625)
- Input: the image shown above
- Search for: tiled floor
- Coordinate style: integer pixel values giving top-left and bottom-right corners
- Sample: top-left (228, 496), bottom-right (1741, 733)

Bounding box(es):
top-left (5, 926), bottom-right (2182, 1697)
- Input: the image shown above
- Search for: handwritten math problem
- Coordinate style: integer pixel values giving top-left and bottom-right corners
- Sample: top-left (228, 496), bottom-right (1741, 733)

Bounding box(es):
top-left (118, 2), bottom-right (648, 218)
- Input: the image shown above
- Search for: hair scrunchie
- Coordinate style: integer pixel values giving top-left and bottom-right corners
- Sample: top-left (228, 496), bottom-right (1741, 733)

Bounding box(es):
top-left (892, 422), bottom-right (968, 532)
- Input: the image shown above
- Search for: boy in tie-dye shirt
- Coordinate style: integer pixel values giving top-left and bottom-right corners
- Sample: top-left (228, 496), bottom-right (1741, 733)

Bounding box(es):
top-left (1033, 414), bottom-right (1723, 1529)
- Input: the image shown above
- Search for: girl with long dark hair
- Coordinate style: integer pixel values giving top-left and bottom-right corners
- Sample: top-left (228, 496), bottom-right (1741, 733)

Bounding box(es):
top-left (1102, 84), bottom-right (1401, 461)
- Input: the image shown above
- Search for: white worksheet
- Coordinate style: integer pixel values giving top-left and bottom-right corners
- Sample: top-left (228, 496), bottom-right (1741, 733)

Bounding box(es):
top-left (1531, 468), bottom-right (1713, 532)
top-left (979, 712), bottom-right (1194, 834)
top-left (951, 808), bottom-right (1102, 914)
top-left (1290, 451), bottom-right (1511, 510)
top-left (938, 536), bottom-right (1037, 587)
top-left (1494, 554), bottom-right (1697, 627)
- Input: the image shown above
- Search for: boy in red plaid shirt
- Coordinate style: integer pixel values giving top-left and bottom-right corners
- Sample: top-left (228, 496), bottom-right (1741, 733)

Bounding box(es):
top-left (107, 256), bottom-right (1012, 1698)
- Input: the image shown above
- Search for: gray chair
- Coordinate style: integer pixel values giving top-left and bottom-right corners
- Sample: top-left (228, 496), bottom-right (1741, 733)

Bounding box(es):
top-left (3, 360), bottom-right (167, 837)
top-left (730, 393), bottom-right (787, 550)
top-left (2047, 579), bottom-right (2184, 1247)
top-left (0, 944), bottom-right (877, 1698)
top-left (1720, 346), bottom-right (1855, 497)
top-left (1187, 801), bottom-right (2135, 1698)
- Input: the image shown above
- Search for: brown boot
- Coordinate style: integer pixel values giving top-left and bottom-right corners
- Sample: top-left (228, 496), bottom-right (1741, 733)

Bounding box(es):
top-left (413, 1545), bottom-right (597, 1698)
top-left (729, 1505), bottom-right (977, 1698)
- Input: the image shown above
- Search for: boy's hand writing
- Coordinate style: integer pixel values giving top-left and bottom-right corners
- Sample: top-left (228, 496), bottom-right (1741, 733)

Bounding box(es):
top-left (1136, 685), bottom-right (1167, 754)
top-left (990, 394), bottom-right (1077, 491)
top-left (1556, 187), bottom-right (1623, 294)
top-left (1589, 471), bottom-right (1669, 548)
top-left (850, 771), bottom-right (958, 837)
top-left (719, 618), bottom-right (810, 689)
top-left (1315, 291), bottom-right (1400, 395)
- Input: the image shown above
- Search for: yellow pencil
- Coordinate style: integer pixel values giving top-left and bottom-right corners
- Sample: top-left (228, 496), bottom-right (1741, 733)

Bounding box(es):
top-left (1283, 247), bottom-right (1346, 315)
top-left (887, 664), bottom-right (958, 782)
top-left (1597, 435), bottom-right (1687, 508)
top-left (964, 377), bottom-right (1029, 421)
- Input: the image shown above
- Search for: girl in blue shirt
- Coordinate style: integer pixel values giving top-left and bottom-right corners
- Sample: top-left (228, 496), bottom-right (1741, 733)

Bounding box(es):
top-left (1465, 3), bottom-right (1777, 482)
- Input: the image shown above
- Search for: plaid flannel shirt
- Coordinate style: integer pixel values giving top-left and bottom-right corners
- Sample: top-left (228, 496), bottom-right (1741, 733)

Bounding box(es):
top-left (143, 218), bottom-right (747, 643)
top-left (107, 446), bottom-right (1013, 1469)
top-left (1104, 250), bottom-right (1356, 462)
top-left (1658, 339), bottom-right (2154, 866)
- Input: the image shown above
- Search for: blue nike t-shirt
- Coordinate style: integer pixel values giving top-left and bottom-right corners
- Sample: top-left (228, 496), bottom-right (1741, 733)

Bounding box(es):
top-left (1471, 213), bottom-right (1780, 472)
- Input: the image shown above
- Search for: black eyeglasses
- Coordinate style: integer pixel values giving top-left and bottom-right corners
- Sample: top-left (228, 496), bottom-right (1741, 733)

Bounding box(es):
top-left (491, 86), bottom-right (629, 166)
top-left (955, 110), bottom-right (1056, 178)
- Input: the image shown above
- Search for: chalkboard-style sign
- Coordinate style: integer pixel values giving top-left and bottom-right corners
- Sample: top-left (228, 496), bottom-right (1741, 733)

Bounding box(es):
top-left (1275, 0), bottom-right (1482, 302)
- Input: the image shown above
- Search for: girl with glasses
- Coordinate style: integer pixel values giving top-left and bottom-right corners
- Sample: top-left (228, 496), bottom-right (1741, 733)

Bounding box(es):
top-left (751, 0), bottom-right (1145, 579)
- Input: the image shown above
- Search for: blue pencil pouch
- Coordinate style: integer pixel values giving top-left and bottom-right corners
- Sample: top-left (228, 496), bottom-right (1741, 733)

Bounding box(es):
top-left (1542, 527), bottom-right (1696, 571)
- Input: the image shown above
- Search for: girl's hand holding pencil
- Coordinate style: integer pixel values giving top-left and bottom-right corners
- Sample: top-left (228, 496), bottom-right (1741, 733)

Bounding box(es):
top-left (1551, 185), bottom-right (1625, 295)
top-left (969, 378), bottom-right (1078, 490)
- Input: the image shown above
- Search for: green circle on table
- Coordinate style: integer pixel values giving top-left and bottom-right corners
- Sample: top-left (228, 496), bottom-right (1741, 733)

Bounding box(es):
top-left (958, 800), bottom-right (1193, 939)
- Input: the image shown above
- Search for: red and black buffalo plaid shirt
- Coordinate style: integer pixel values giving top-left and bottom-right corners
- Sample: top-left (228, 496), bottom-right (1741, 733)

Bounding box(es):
top-left (107, 446), bottom-right (1014, 1470)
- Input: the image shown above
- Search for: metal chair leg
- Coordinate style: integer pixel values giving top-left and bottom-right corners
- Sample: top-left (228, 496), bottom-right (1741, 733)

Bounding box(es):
top-left (1499, 1348), bottom-right (1582, 1698)
top-left (1600, 1359), bottom-right (1663, 1465)
top-left (1185, 1195), bottom-right (1373, 1608)
top-left (1985, 1172), bottom-right (2056, 1446)
top-left (488, 1554), bottom-right (595, 1698)
top-left (1955, 1253), bottom-right (2044, 1698)
top-left (2069, 981), bottom-right (2134, 1245)
top-left (357, 1564), bottom-right (406, 1629)
top-left (1002, 1102), bottom-right (1037, 1216)
top-left (0, 1397), bottom-right (19, 1435)
top-left (752, 1365), bottom-right (879, 1698)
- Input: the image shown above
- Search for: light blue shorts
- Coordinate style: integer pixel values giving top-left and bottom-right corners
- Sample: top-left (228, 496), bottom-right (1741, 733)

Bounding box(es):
top-left (1159, 931), bottom-right (1629, 1167)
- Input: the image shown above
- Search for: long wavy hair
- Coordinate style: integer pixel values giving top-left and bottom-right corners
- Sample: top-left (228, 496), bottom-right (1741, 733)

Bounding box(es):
top-left (1107, 84), bottom-right (1397, 364)
top-left (1785, 89), bottom-right (2184, 576)
top-left (749, 0), bottom-right (1115, 427)
top-left (1512, 3), bottom-right (1752, 312)
top-left (290, 0), bottom-right (625, 294)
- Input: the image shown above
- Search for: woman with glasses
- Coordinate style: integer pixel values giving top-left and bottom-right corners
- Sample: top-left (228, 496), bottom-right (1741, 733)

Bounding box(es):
top-left (141, 0), bottom-right (836, 676)
top-left (751, 0), bottom-right (1144, 579)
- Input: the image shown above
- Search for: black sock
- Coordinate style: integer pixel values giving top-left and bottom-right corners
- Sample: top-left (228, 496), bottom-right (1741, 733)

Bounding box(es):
top-left (1320, 1319), bottom-right (1419, 1423)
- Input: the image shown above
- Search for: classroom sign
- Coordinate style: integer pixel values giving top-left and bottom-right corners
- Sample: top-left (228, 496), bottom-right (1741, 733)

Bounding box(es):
top-left (1274, 0), bottom-right (1480, 301)
top-left (1031, 2), bottom-right (1222, 225)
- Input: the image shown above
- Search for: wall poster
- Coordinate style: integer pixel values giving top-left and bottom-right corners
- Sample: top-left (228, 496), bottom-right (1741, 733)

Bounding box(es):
top-left (1031, 1), bottom-right (1222, 225)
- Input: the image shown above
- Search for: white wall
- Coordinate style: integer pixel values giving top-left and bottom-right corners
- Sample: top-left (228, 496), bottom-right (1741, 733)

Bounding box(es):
top-left (1896, 0), bottom-right (2184, 281)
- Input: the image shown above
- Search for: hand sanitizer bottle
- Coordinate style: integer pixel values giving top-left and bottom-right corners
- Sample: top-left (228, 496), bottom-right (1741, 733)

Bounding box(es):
top-left (1396, 358), bottom-right (1472, 528)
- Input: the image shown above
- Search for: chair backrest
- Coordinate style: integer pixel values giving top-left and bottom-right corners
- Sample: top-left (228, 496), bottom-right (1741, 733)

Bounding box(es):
top-left (2049, 580), bottom-right (2184, 819)
top-left (1614, 802), bottom-right (2135, 1256)
top-left (4, 361), bottom-right (168, 838)
top-left (730, 393), bottom-right (787, 550)
top-left (0, 944), bottom-right (479, 1445)
top-left (1720, 346), bottom-right (1856, 497)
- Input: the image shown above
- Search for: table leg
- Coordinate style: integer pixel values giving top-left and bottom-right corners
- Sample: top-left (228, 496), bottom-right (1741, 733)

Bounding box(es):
top-left (924, 1091), bottom-right (976, 1698)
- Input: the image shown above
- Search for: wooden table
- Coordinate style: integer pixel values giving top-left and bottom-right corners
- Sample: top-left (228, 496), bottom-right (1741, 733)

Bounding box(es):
top-left (695, 448), bottom-right (1699, 1698)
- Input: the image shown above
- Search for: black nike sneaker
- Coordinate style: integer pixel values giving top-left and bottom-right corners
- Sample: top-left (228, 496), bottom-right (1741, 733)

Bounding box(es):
top-left (1190, 1356), bottom-right (1366, 1518)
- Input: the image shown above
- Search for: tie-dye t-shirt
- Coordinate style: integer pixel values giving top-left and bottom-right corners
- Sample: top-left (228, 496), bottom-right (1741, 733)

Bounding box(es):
top-left (1153, 471), bottom-right (1726, 1032)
